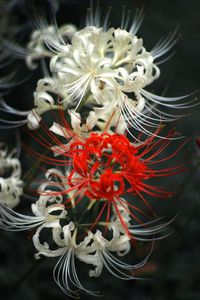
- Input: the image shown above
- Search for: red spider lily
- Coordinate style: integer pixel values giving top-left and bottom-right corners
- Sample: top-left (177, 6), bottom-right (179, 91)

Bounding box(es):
top-left (69, 133), bottom-right (160, 200)
top-left (68, 132), bottom-right (187, 229)
top-left (23, 109), bottom-right (188, 238)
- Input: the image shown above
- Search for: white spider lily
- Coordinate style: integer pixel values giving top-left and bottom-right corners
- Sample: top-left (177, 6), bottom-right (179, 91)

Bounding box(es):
top-left (26, 24), bottom-right (77, 70)
top-left (102, 222), bottom-right (131, 256)
top-left (54, 224), bottom-right (99, 297)
top-left (90, 228), bottom-right (151, 280)
top-left (27, 77), bottom-right (67, 129)
top-left (31, 6), bottom-right (196, 138)
top-left (0, 144), bottom-right (23, 208)
top-left (39, 168), bottom-right (82, 209)
top-left (34, 222), bottom-right (98, 297)
top-left (0, 192), bottom-right (66, 231)
top-left (49, 25), bottom-right (158, 110)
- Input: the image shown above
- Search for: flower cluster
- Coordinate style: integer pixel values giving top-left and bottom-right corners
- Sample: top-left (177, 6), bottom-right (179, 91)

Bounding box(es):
top-left (0, 178), bottom-right (171, 297)
top-left (0, 3), bottom-right (195, 298)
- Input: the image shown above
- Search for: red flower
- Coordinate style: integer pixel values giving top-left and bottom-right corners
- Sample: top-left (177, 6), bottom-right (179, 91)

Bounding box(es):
top-left (67, 132), bottom-right (186, 226)
top-left (24, 112), bottom-right (187, 236)
top-left (69, 133), bottom-right (152, 200)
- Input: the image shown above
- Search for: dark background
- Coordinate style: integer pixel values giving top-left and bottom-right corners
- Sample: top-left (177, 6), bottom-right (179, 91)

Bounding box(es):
top-left (0, 0), bottom-right (200, 299)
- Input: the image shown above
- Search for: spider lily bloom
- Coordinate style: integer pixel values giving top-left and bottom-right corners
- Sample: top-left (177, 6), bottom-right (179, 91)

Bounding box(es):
top-left (27, 77), bottom-right (64, 130)
top-left (28, 6), bottom-right (197, 138)
top-left (0, 143), bottom-right (23, 208)
top-left (90, 226), bottom-right (153, 280)
top-left (0, 24), bottom-right (76, 130)
top-left (0, 179), bottom-right (173, 297)
top-left (33, 221), bottom-right (99, 297)
top-left (62, 132), bottom-right (185, 233)
top-left (85, 202), bottom-right (173, 280)
top-left (26, 24), bottom-right (77, 70)
top-left (0, 191), bottom-right (66, 231)
top-left (14, 73), bottom-right (72, 131)
top-left (1, 7), bottom-right (196, 135)
top-left (26, 113), bottom-right (187, 237)
top-left (0, 22), bottom-right (77, 71)
top-left (0, 145), bottom-right (175, 298)
top-left (85, 211), bottom-right (172, 281)
top-left (49, 25), bottom-right (159, 109)
top-left (32, 202), bottom-right (164, 296)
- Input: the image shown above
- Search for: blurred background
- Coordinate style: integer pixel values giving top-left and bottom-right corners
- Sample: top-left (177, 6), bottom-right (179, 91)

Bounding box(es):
top-left (0, 0), bottom-right (199, 299)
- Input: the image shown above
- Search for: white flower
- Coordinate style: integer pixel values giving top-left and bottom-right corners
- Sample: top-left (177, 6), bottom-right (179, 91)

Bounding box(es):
top-left (31, 7), bottom-right (196, 138)
top-left (26, 24), bottom-right (77, 69)
top-left (0, 161), bottom-right (175, 297)
top-left (0, 191), bottom-right (66, 231)
top-left (0, 144), bottom-right (23, 208)
top-left (53, 224), bottom-right (99, 297)
top-left (34, 221), bottom-right (98, 297)
top-left (87, 201), bottom-right (173, 281)
top-left (89, 226), bottom-right (151, 280)
top-left (49, 25), bottom-right (159, 111)
top-left (27, 77), bottom-right (66, 130)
